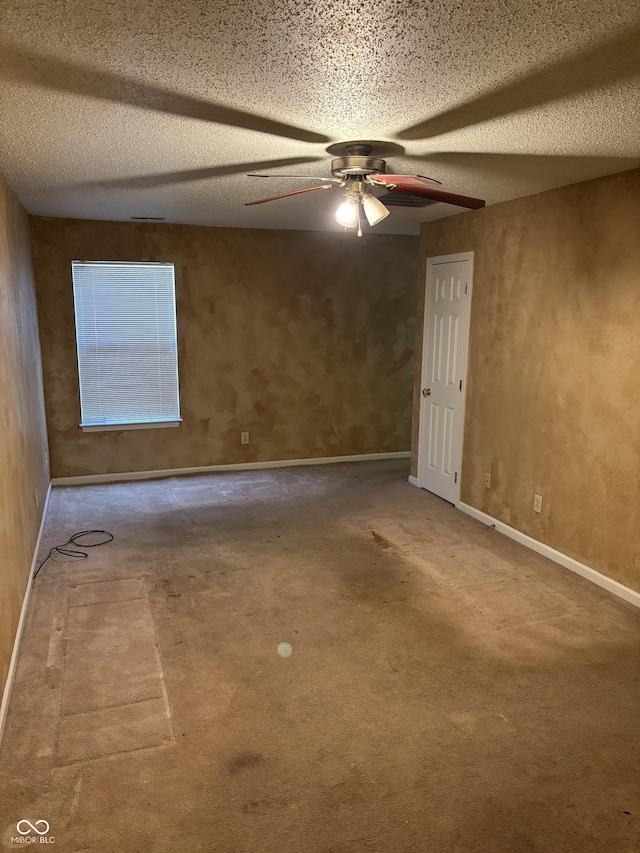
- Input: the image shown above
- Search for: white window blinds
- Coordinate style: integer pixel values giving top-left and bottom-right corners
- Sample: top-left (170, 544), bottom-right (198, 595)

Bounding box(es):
top-left (72, 261), bottom-right (181, 429)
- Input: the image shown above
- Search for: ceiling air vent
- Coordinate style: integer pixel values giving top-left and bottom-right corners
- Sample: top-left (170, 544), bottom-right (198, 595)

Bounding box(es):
top-left (381, 192), bottom-right (438, 208)
top-left (130, 216), bottom-right (166, 221)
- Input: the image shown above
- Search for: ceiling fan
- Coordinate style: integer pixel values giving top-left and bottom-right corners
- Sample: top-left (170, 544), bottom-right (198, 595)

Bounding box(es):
top-left (245, 141), bottom-right (486, 235)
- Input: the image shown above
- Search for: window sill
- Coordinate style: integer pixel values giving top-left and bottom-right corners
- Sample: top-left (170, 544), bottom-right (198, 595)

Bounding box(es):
top-left (80, 420), bottom-right (182, 433)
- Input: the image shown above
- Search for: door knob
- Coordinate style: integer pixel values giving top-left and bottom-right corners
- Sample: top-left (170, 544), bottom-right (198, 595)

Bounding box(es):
top-left (422, 387), bottom-right (431, 397)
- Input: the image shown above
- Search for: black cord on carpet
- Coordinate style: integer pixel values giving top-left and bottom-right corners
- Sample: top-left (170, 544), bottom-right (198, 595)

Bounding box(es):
top-left (33, 530), bottom-right (114, 581)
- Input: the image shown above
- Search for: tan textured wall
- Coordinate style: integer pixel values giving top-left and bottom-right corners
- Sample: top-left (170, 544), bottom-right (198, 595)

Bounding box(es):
top-left (30, 218), bottom-right (418, 478)
top-left (412, 168), bottom-right (640, 592)
top-left (0, 175), bottom-right (49, 701)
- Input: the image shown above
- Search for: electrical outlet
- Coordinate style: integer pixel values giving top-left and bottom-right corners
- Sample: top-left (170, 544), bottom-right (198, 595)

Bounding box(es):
top-left (533, 493), bottom-right (543, 514)
top-left (484, 472), bottom-right (491, 489)
top-left (241, 431), bottom-right (250, 445)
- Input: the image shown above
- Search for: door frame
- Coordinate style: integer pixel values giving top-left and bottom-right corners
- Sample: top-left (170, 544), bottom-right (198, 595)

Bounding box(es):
top-left (416, 251), bottom-right (474, 503)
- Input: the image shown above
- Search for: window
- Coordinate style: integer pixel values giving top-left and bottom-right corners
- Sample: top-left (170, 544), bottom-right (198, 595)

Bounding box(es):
top-left (72, 261), bottom-right (181, 431)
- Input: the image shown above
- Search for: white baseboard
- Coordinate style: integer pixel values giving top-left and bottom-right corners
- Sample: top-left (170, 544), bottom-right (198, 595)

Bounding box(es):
top-left (408, 475), bottom-right (420, 487)
top-left (457, 501), bottom-right (640, 610)
top-left (0, 482), bottom-right (52, 748)
top-left (52, 451), bottom-right (412, 486)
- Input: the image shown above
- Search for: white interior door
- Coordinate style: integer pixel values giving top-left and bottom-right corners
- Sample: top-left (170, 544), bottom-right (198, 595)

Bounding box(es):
top-left (417, 253), bottom-right (473, 503)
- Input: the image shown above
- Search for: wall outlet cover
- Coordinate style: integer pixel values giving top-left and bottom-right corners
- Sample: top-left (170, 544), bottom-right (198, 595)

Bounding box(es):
top-left (534, 493), bottom-right (543, 513)
top-left (484, 472), bottom-right (491, 488)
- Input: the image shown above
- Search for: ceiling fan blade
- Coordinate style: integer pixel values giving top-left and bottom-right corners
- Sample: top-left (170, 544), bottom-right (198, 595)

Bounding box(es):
top-left (368, 174), bottom-right (442, 189)
top-left (386, 184), bottom-right (486, 209)
top-left (79, 158), bottom-right (324, 190)
top-left (396, 24), bottom-right (640, 140)
top-left (245, 184), bottom-right (335, 206)
top-left (248, 173), bottom-right (342, 182)
top-left (0, 44), bottom-right (330, 144)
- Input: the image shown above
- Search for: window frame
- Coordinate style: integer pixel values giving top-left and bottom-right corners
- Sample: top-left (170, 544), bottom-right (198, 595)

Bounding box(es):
top-left (71, 260), bottom-right (182, 433)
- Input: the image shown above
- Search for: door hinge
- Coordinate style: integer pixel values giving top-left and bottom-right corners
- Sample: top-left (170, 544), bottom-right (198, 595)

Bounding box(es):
top-left (465, 283), bottom-right (468, 295)
top-left (454, 472), bottom-right (458, 484)
top-left (459, 379), bottom-right (462, 391)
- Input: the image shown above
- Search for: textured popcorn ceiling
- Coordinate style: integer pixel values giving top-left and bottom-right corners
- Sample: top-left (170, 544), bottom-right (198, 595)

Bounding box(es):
top-left (1, 0), bottom-right (639, 234)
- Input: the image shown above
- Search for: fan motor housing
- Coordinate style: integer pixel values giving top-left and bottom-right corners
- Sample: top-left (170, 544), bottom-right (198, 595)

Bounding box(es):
top-left (331, 156), bottom-right (386, 179)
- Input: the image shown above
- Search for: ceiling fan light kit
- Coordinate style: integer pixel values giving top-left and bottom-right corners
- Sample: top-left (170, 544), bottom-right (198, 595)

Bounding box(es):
top-left (335, 198), bottom-right (359, 228)
top-left (245, 142), bottom-right (485, 233)
top-left (361, 193), bottom-right (391, 227)
top-left (335, 191), bottom-right (390, 234)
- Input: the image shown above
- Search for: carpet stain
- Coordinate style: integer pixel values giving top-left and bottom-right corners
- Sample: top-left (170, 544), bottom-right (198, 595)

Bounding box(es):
top-left (227, 751), bottom-right (264, 774)
top-left (242, 795), bottom-right (289, 814)
top-left (371, 530), bottom-right (393, 548)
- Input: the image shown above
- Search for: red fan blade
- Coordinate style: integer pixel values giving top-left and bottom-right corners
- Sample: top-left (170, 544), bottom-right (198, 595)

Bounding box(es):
top-left (245, 184), bottom-right (335, 206)
top-left (369, 174), bottom-right (442, 189)
top-left (385, 183), bottom-right (485, 209)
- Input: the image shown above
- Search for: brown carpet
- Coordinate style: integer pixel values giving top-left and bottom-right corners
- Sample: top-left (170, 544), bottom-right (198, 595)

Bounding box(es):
top-left (1, 460), bottom-right (639, 852)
